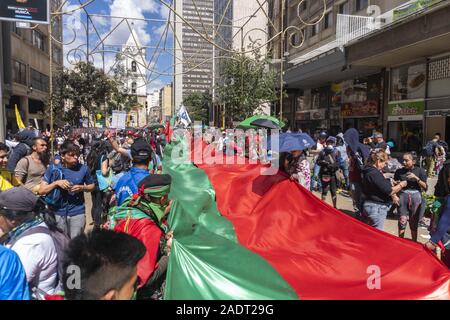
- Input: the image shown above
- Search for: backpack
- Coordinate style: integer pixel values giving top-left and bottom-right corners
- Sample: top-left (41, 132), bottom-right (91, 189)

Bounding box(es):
top-left (9, 225), bottom-right (70, 293)
top-left (422, 142), bottom-right (436, 157)
top-left (110, 151), bottom-right (131, 173)
top-left (43, 164), bottom-right (64, 207)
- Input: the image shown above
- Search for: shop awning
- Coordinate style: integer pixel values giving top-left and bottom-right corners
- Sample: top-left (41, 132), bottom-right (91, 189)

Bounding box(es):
top-left (284, 49), bottom-right (380, 89)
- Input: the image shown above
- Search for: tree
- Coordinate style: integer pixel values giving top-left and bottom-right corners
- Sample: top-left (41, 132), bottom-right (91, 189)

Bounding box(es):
top-left (183, 91), bottom-right (211, 124)
top-left (216, 49), bottom-right (279, 124)
top-left (51, 62), bottom-right (115, 126)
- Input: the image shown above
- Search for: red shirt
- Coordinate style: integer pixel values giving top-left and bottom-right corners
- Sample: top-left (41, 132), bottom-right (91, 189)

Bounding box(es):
top-left (114, 218), bottom-right (163, 288)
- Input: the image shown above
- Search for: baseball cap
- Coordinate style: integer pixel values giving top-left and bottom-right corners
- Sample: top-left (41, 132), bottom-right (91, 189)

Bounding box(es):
top-left (0, 187), bottom-right (38, 212)
top-left (131, 138), bottom-right (153, 160)
top-left (372, 132), bottom-right (383, 139)
top-left (319, 131), bottom-right (328, 138)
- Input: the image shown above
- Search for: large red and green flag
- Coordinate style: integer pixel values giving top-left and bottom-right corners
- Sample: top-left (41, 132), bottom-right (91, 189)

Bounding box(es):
top-left (163, 137), bottom-right (450, 300)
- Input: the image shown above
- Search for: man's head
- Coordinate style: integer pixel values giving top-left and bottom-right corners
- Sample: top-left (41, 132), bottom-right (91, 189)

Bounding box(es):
top-left (372, 132), bottom-right (384, 144)
top-left (131, 138), bottom-right (153, 168)
top-left (60, 140), bottom-right (81, 168)
top-left (138, 174), bottom-right (171, 205)
top-left (63, 229), bottom-right (146, 300)
top-left (318, 131), bottom-right (328, 143)
top-left (0, 143), bottom-right (9, 169)
top-left (32, 137), bottom-right (48, 156)
top-left (0, 187), bottom-right (39, 235)
top-left (434, 133), bottom-right (442, 142)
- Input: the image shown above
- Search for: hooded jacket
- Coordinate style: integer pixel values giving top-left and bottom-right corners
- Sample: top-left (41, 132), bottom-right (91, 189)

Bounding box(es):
top-left (6, 130), bottom-right (36, 172)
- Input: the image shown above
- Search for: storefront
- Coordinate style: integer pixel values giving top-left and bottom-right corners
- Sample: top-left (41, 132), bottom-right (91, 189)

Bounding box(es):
top-left (295, 108), bottom-right (327, 136)
top-left (341, 101), bottom-right (381, 137)
top-left (387, 100), bottom-right (425, 154)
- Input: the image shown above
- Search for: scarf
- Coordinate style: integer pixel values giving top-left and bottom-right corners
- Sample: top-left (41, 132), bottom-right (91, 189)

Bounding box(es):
top-left (6, 215), bottom-right (43, 245)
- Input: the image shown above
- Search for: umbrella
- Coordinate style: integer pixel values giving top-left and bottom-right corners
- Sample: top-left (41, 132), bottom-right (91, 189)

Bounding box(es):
top-left (147, 123), bottom-right (165, 130)
top-left (238, 115), bottom-right (286, 130)
top-left (279, 133), bottom-right (316, 152)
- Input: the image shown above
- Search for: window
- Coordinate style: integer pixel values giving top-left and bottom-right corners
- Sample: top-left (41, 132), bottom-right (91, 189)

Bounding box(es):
top-left (12, 23), bottom-right (21, 36)
top-left (356, 0), bottom-right (369, 12)
top-left (13, 61), bottom-right (27, 86)
top-left (390, 63), bottom-right (426, 101)
top-left (53, 46), bottom-right (63, 65)
top-left (311, 22), bottom-right (319, 37)
top-left (324, 11), bottom-right (333, 29)
top-left (131, 61), bottom-right (137, 72)
top-left (30, 69), bottom-right (49, 92)
top-left (32, 30), bottom-right (45, 51)
top-left (339, 2), bottom-right (350, 15)
top-left (131, 82), bottom-right (137, 94)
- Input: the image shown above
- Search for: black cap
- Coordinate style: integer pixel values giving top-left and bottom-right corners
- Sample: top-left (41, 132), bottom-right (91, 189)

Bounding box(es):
top-left (138, 174), bottom-right (172, 189)
top-left (131, 138), bottom-right (153, 160)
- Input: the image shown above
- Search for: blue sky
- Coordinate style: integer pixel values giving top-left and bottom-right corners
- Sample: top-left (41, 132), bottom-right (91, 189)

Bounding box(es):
top-left (63, 0), bottom-right (174, 92)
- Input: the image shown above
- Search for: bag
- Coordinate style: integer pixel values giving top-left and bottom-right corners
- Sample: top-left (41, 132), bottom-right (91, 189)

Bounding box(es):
top-left (110, 151), bottom-right (131, 173)
top-left (321, 175), bottom-right (332, 183)
top-left (43, 164), bottom-right (64, 207)
top-left (9, 225), bottom-right (70, 292)
top-left (422, 142), bottom-right (435, 157)
top-left (96, 155), bottom-right (112, 191)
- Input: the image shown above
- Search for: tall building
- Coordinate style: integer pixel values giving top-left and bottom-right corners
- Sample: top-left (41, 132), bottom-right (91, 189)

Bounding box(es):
top-left (269, 0), bottom-right (450, 151)
top-left (116, 28), bottom-right (148, 127)
top-left (147, 89), bottom-right (161, 122)
top-left (1, 0), bottom-right (64, 135)
top-left (160, 83), bottom-right (173, 121)
top-left (173, 0), bottom-right (214, 111)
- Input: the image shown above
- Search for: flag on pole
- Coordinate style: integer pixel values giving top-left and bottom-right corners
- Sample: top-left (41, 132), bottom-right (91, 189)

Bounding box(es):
top-left (15, 105), bottom-right (25, 130)
top-left (177, 105), bottom-right (192, 127)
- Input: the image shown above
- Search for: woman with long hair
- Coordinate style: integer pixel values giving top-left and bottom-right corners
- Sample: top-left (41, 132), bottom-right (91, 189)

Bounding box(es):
top-left (361, 149), bottom-right (408, 230)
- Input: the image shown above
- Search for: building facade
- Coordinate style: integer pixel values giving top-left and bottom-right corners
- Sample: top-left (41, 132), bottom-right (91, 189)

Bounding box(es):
top-left (1, 0), bottom-right (64, 135)
top-left (160, 83), bottom-right (173, 121)
top-left (173, 0), bottom-right (214, 111)
top-left (117, 29), bottom-right (148, 127)
top-left (147, 89), bottom-right (161, 123)
top-left (268, 0), bottom-right (450, 153)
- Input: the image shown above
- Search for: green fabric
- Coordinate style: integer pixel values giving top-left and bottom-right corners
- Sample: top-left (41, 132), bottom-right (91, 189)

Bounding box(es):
top-left (143, 185), bottom-right (171, 198)
top-left (238, 115), bottom-right (286, 130)
top-left (162, 137), bottom-right (297, 300)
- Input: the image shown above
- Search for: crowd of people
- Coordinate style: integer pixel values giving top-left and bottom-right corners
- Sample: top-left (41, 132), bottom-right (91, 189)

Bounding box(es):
top-left (281, 128), bottom-right (450, 268)
top-left (0, 122), bottom-right (449, 300)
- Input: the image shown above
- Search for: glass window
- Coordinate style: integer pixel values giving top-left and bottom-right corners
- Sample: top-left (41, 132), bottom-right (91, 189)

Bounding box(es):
top-left (339, 2), bottom-right (350, 14)
top-left (324, 12), bottom-right (333, 29)
top-left (390, 63), bottom-right (426, 101)
top-left (131, 61), bottom-right (137, 72)
top-left (13, 61), bottom-right (27, 86)
top-left (32, 30), bottom-right (45, 51)
top-left (30, 69), bottom-right (49, 92)
top-left (131, 82), bottom-right (137, 94)
top-left (388, 121), bottom-right (423, 153)
top-left (356, 0), bottom-right (369, 12)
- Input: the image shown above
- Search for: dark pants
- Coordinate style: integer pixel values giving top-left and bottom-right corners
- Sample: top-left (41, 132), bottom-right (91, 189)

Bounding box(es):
top-left (91, 190), bottom-right (105, 227)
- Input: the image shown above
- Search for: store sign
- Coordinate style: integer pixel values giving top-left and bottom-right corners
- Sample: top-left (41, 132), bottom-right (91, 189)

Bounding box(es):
top-left (329, 107), bottom-right (341, 120)
top-left (295, 111), bottom-right (310, 121)
top-left (388, 100), bottom-right (425, 117)
top-left (341, 101), bottom-right (379, 118)
top-left (393, 0), bottom-right (442, 21)
top-left (311, 109), bottom-right (326, 120)
top-left (0, 0), bottom-right (49, 24)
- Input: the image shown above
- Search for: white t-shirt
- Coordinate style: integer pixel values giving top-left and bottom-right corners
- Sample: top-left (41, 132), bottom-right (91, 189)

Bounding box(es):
top-left (7, 223), bottom-right (58, 296)
top-left (313, 142), bottom-right (325, 162)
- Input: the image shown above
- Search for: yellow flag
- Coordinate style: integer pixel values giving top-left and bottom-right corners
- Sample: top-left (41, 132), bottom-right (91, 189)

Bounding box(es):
top-left (15, 104), bottom-right (25, 129)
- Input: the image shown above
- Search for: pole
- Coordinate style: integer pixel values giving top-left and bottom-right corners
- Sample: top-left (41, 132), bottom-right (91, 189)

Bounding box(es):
top-left (279, 0), bottom-right (285, 123)
top-left (49, 22), bottom-right (54, 156)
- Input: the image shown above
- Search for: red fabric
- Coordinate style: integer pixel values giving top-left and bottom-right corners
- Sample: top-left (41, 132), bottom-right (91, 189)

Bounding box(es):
top-left (165, 121), bottom-right (173, 144)
top-left (195, 145), bottom-right (450, 300)
top-left (114, 218), bottom-right (163, 288)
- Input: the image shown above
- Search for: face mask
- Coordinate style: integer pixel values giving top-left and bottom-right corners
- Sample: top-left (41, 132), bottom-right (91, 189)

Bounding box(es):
top-left (326, 146), bottom-right (334, 152)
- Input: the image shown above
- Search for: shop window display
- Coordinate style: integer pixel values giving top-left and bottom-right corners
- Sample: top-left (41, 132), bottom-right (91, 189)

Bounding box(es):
top-left (391, 63), bottom-right (426, 101)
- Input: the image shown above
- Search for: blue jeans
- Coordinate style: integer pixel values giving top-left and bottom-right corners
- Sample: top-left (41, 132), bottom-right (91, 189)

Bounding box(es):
top-left (311, 163), bottom-right (322, 190)
top-left (340, 162), bottom-right (350, 189)
top-left (363, 201), bottom-right (391, 231)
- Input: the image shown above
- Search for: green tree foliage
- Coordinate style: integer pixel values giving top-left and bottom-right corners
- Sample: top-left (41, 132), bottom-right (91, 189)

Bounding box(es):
top-left (183, 91), bottom-right (211, 123)
top-left (216, 50), bottom-right (279, 123)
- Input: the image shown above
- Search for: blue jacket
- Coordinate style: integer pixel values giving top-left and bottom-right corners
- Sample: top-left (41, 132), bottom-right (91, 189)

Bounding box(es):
top-left (115, 167), bottom-right (150, 206)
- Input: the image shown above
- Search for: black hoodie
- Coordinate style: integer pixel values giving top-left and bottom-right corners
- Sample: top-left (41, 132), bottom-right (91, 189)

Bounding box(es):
top-left (362, 165), bottom-right (393, 204)
top-left (6, 130), bottom-right (36, 172)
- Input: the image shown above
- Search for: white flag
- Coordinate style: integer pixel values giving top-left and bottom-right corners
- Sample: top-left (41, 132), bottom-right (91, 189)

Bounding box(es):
top-left (177, 105), bottom-right (192, 127)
